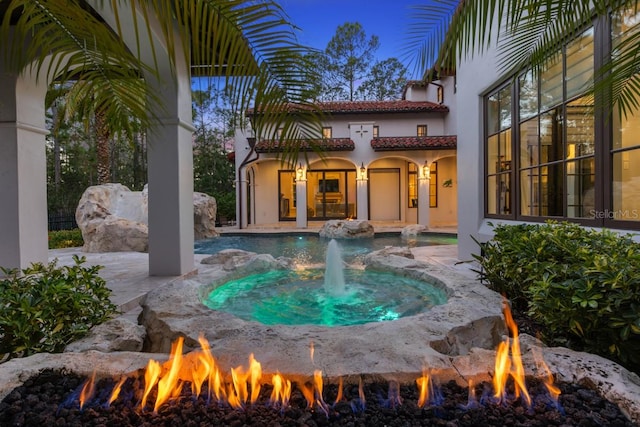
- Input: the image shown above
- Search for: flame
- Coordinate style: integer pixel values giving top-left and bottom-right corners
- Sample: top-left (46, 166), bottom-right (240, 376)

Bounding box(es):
top-left (108, 376), bottom-right (126, 407)
top-left (467, 379), bottom-right (479, 408)
top-left (154, 337), bottom-right (185, 412)
top-left (504, 302), bottom-right (531, 406)
top-left (249, 354), bottom-right (262, 404)
top-left (299, 381), bottom-right (315, 408)
top-left (313, 369), bottom-right (330, 414)
top-left (493, 300), bottom-right (531, 406)
top-left (310, 341), bottom-right (315, 364)
top-left (141, 359), bottom-right (161, 409)
top-left (334, 377), bottom-right (344, 404)
top-left (79, 371), bottom-right (96, 409)
top-left (493, 340), bottom-right (512, 401)
top-left (313, 370), bottom-right (324, 400)
top-left (270, 372), bottom-right (291, 407)
top-left (416, 371), bottom-right (430, 408)
top-left (358, 377), bottom-right (366, 408)
top-left (387, 380), bottom-right (402, 408)
top-left (230, 365), bottom-right (249, 408)
top-left (190, 334), bottom-right (214, 398)
top-left (532, 347), bottom-right (561, 403)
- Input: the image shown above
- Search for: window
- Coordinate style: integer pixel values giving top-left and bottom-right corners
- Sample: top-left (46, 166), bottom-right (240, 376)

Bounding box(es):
top-left (417, 125), bottom-right (427, 137)
top-left (408, 163), bottom-right (417, 207)
top-left (429, 162), bottom-right (438, 207)
top-left (373, 125), bottom-right (379, 138)
top-left (611, 6), bottom-right (640, 222)
top-left (484, 10), bottom-right (640, 228)
top-left (277, 171), bottom-right (297, 220)
top-left (407, 162), bottom-right (437, 207)
top-left (437, 86), bottom-right (444, 104)
top-left (517, 27), bottom-right (594, 219)
top-left (486, 84), bottom-right (513, 215)
top-left (322, 127), bottom-right (332, 138)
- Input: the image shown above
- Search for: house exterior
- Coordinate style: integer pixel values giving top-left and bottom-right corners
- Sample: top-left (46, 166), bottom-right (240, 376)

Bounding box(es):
top-left (233, 79), bottom-right (458, 229)
top-left (454, 4), bottom-right (640, 260)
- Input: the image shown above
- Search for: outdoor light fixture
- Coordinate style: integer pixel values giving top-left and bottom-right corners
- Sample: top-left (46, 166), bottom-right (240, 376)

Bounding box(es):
top-left (296, 163), bottom-right (304, 180)
top-left (360, 162), bottom-right (366, 178)
top-left (423, 161), bottom-right (431, 180)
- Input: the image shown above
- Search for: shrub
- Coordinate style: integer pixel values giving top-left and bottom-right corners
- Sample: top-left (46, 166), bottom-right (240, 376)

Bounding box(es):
top-left (0, 255), bottom-right (118, 361)
top-left (474, 221), bottom-right (640, 371)
top-left (48, 229), bottom-right (84, 249)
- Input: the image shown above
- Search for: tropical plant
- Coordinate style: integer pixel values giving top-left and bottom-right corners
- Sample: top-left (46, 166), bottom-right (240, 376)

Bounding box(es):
top-left (407, 0), bottom-right (640, 117)
top-left (0, 256), bottom-right (117, 360)
top-left (1, 0), bottom-right (323, 165)
top-left (473, 221), bottom-right (640, 372)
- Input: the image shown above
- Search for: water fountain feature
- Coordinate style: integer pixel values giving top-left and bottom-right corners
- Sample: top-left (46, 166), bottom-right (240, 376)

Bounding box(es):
top-left (202, 240), bottom-right (448, 326)
top-left (324, 239), bottom-right (346, 296)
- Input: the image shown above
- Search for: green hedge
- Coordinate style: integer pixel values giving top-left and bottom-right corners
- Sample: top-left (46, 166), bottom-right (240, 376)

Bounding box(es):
top-left (0, 255), bottom-right (117, 361)
top-left (48, 229), bottom-right (84, 249)
top-left (473, 221), bottom-right (640, 371)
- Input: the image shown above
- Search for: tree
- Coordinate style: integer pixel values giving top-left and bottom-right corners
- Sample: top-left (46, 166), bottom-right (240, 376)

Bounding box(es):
top-left (1, 0), bottom-right (323, 165)
top-left (324, 22), bottom-right (380, 101)
top-left (357, 58), bottom-right (409, 101)
top-left (407, 0), bottom-right (640, 118)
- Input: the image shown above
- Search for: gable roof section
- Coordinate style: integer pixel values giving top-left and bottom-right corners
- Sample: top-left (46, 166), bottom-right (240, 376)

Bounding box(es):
top-left (371, 136), bottom-right (457, 151)
top-left (317, 100), bottom-right (448, 114)
top-left (255, 138), bottom-right (355, 153)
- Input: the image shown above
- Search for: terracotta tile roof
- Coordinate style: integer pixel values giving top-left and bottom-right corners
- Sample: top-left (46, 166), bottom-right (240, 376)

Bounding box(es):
top-left (317, 100), bottom-right (448, 114)
top-left (255, 138), bottom-right (355, 152)
top-left (370, 136), bottom-right (457, 151)
top-left (248, 100), bottom-right (448, 115)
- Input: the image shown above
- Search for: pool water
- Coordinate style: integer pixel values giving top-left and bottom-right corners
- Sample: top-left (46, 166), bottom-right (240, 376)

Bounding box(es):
top-left (204, 268), bottom-right (448, 327)
top-left (195, 233), bottom-right (457, 265)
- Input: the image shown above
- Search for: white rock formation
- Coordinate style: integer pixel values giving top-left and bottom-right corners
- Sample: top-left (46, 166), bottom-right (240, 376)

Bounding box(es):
top-left (401, 224), bottom-right (429, 236)
top-left (319, 219), bottom-right (374, 239)
top-left (76, 183), bottom-right (218, 252)
top-left (64, 317), bottom-right (146, 353)
top-left (76, 183), bottom-right (148, 252)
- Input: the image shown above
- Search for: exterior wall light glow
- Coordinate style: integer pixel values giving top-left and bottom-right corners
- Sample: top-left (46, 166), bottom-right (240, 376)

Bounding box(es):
top-left (296, 163), bottom-right (304, 180)
top-left (423, 162), bottom-right (430, 180)
top-left (360, 162), bottom-right (366, 179)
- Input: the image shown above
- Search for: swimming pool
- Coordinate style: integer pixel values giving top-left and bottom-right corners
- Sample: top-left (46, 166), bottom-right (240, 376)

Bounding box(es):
top-left (195, 232), bottom-right (457, 264)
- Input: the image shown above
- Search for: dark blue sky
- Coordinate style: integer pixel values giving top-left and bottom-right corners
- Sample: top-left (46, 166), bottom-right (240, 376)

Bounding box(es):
top-left (280, 0), bottom-right (427, 77)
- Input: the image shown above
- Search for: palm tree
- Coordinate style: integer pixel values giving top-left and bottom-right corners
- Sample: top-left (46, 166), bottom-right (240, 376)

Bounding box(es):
top-left (0, 0), bottom-right (322, 165)
top-left (407, 0), bottom-right (640, 117)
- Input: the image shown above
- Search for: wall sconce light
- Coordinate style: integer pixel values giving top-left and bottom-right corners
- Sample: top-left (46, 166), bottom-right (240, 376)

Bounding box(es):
top-left (360, 162), bottom-right (366, 179)
top-left (423, 161), bottom-right (430, 180)
top-left (296, 163), bottom-right (304, 180)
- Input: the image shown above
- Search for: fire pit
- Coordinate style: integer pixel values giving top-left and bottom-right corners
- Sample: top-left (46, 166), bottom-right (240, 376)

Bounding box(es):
top-left (1, 304), bottom-right (638, 426)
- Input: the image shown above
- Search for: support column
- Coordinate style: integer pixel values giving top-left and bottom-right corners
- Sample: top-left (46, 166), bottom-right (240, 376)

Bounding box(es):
top-left (356, 168), bottom-right (369, 220)
top-left (418, 164), bottom-right (431, 227)
top-left (0, 69), bottom-right (49, 272)
top-left (146, 58), bottom-right (195, 276)
top-left (147, 119), bottom-right (195, 276)
top-left (295, 165), bottom-right (307, 228)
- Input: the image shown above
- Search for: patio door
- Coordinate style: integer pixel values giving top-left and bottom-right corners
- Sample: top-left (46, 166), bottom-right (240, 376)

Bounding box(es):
top-left (369, 168), bottom-right (400, 220)
top-left (306, 170), bottom-right (356, 219)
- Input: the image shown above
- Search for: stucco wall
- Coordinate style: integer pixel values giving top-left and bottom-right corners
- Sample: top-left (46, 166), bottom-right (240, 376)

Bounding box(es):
top-left (430, 156), bottom-right (458, 227)
top-left (455, 36), bottom-right (502, 259)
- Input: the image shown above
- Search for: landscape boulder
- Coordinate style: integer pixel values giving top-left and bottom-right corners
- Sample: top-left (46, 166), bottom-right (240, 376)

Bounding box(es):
top-left (319, 219), bottom-right (374, 239)
top-left (76, 183), bottom-right (218, 252)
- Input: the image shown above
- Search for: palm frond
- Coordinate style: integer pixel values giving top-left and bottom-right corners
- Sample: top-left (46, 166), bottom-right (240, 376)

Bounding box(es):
top-left (170, 0), bottom-right (323, 163)
top-left (1, 0), bottom-right (160, 133)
